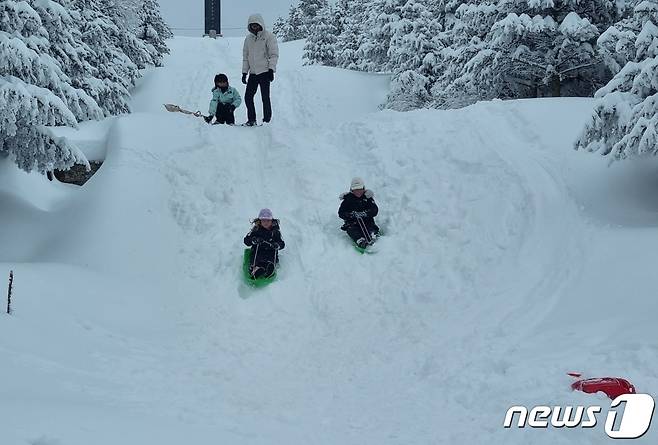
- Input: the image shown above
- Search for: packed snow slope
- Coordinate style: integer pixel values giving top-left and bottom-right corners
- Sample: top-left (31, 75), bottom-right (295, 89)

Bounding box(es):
top-left (1, 37), bottom-right (658, 445)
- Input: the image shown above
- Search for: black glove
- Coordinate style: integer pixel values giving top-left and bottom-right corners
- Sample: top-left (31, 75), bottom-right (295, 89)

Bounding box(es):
top-left (242, 73), bottom-right (248, 84)
top-left (268, 69), bottom-right (274, 82)
top-left (272, 242), bottom-right (282, 250)
top-left (204, 115), bottom-right (213, 123)
top-left (353, 211), bottom-right (367, 218)
top-left (251, 237), bottom-right (263, 245)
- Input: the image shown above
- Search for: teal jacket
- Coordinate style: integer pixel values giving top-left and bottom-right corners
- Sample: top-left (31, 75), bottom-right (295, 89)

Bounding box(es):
top-left (209, 86), bottom-right (242, 114)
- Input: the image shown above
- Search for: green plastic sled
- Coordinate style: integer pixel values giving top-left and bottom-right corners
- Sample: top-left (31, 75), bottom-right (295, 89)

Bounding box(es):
top-left (351, 231), bottom-right (382, 254)
top-left (242, 248), bottom-right (277, 287)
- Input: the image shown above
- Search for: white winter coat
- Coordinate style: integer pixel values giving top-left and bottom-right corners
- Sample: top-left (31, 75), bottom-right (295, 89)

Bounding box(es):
top-left (242, 14), bottom-right (279, 75)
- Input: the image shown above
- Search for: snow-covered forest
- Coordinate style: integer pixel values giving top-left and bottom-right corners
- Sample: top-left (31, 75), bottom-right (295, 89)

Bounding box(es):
top-left (0, 0), bottom-right (171, 173)
top-left (279, 0), bottom-right (658, 160)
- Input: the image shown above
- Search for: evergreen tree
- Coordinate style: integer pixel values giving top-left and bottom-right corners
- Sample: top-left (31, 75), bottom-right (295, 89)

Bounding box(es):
top-left (576, 0), bottom-right (658, 159)
top-left (73, 0), bottom-right (141, 113)
top-left (281, 5), bottom-right (306, 41)
top-left (358, 0), bottom-right (406, 72)
top-left (97, 0), bottom-right (158, 69)
top-left (303, 5), bottom-right (339, 66)
top-left (386, 0), bottom-right (444, 109)
top-left (435, 0), bottom-right (619, 107)
top-left (138, 0), bottom-right (173, 63)
top-left (0, 0), bottom-right (91, 172)
top-left (273, 15), bottom-right (287, 38)
top-left (298, 0), bottom-right (328, 19)
top-left (430, 1), bottom-right (499, 107)
top-left (0, 0), bottom-right (171, 173)
top-left (335, 0), bottom-right (368, 69)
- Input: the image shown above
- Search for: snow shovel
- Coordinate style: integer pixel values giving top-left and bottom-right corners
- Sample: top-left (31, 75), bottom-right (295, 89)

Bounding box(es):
top-left (163, 103), bottom-right (203, 118)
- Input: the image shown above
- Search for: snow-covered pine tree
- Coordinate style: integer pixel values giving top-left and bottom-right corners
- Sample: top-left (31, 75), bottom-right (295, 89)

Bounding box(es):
top-left (279, 0), bottom-right (328, 41)
top-left (357, 0), bottom-right (406, 72)
top-left (431, 1), bottom-right (501, 107)
top-left (576, 0), bottom-right (658, 159)
top-left (95, 0), bottom-right (157, 69)
top-left (280, 5), bottom-right (306, 41)
top-left (0, 76), bottom-right (88, 172)
top-left (1, 0), bottom-right (101, 121)
top-left (472, 13), bottom-right (560, 100)
top-left (303, 5), bottom-right (339, 66)
top-left (298, 0), bottom-right (329, 20)
top-left (0, 0), bottom-right (95, 172)
top-left (29, 0), bottom-right (144, 117)
top-left (436, 0), bottom-right (618, 107)
top-left (386, 0), bottom-right (444, 110)
top-left (138, 0), bottom-right (173, 63)
top-left (598, 0), bottom-right (656, 75)
top-left (388, 0), bottom-right (435, 70)
top-left (112, 0), bottom-right (142, 32)
top-left (334, 0), bottom-right (367, 69)
top-left (273, 16), bottom-right (287, 38)
top-left (72, 0), bottom-right (141, 114)
top-left (553, 12), bottom-right (602, 97)
top-left (27, 0), bottom-right (84, 76)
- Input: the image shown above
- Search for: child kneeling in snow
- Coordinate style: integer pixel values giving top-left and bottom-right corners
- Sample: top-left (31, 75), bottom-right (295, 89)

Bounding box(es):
top-left (338, 177), bottom-right (379, 248)
top-left (243, 208), bottom-right (285, 278)
top-left (205, 73), bottom-right (242, 125)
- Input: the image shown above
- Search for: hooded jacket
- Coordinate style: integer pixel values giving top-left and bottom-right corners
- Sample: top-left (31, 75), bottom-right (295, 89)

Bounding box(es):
top-left (242, 14), bottom-right (279, 76)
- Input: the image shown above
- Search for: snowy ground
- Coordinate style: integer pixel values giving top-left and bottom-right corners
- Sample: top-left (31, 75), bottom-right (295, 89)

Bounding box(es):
top-left (1, 37), bottom-right (657, 444)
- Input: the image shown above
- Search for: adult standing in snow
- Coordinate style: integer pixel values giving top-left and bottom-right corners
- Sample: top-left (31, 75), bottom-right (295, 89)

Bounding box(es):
top-left (338, 177), bottom-right (380, 248)
top-left (242, 13), bottom-right (279, 126)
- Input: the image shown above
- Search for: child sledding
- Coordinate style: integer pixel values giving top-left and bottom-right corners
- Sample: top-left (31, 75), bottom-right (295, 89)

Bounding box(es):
top-left (243, 208), bottom-right (285, 285)
top-left (338, 177), bottom-right (380, 251)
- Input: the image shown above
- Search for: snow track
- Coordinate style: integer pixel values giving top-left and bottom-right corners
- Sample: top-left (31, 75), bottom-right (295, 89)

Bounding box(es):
top-left (140, 39), bottom-right (583, 443)
top-left (1, 38), bottom-right (657, 445)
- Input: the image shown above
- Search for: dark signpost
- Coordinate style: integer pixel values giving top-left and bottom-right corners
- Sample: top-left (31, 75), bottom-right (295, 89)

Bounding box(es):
top-left (204, 0), bottom-right (221, 37)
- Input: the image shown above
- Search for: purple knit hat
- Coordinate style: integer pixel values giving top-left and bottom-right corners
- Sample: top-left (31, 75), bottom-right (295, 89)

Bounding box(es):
top-left (258, 208), bottom-right (273, 220)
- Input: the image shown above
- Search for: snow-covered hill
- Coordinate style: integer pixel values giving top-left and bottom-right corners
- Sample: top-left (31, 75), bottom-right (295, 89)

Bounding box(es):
top-left (1, 37), bottom-right (657, 445)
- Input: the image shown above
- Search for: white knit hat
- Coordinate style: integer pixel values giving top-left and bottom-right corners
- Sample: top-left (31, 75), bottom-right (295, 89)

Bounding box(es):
top-left (350, 177), bottom-right (365, 190)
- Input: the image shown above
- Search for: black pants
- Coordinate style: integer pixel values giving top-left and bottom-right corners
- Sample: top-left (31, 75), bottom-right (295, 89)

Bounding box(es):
top-left (250, 246), bottom-right (277, 278)
top-left (215, 103), bottom-right (235, 125)
top-left (344, 221), bottom-right (379, 243)
top-left (245, 72), bottom-right (272, 123)
top-left (251, 262), bottom-right (275, 278)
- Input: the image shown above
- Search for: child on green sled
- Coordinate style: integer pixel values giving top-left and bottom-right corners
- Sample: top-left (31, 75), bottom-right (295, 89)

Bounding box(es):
top-left (243, 208), bottom-right (285, 278)
top-left (338, 177), bottom-right (379, 248)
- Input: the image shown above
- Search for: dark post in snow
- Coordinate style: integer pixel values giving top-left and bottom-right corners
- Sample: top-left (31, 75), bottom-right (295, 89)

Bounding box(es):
top-left (204, 0), bottom-right (221, 37)
top-left (7, 271), bottom-right (13, 315)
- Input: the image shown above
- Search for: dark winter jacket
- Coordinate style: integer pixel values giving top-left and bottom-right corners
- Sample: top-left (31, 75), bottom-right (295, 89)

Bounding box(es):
top-left (338, 190), bottom-right (379, 229)
top-left (244, 221), bottom-right (285, 259)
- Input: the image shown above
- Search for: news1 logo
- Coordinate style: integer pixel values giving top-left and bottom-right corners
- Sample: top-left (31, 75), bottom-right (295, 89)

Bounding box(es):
top-left (504, 394), bottom-right (655, 439)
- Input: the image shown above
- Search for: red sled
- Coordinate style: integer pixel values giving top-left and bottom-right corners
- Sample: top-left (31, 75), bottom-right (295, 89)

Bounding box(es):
top-left (570, 373), bottom-right (636, 400)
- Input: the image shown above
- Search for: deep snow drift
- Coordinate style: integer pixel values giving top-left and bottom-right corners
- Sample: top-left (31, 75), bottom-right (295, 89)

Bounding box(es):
top-left (1, 37), bottom-right (657, 445)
